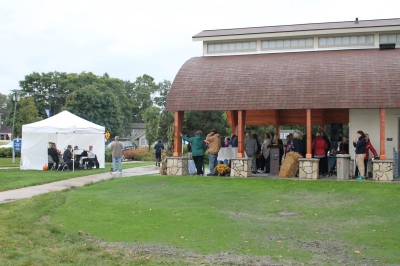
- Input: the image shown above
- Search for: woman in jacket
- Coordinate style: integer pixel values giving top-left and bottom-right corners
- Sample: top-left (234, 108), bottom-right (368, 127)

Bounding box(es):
top-left (181, 131), bottom-right (207, 176)
top-left (312, 132), bottom-right (328, 176)
top-left (353, 130), bottom-right (367, 180)
top-left (357, 133), bottom-right (378, 178)
top-left (292, 132), bottom-right (305, 157)
top-left (261, 133), bottom-right (271, 173)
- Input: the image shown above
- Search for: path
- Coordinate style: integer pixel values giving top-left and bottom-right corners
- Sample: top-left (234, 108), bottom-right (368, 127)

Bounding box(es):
top-left (0, 165), bottom-right (160, 204)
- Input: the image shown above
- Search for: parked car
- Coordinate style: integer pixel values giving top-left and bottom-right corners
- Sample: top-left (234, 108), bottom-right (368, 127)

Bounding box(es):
top-left (106, 141), bottom-right (137, 150)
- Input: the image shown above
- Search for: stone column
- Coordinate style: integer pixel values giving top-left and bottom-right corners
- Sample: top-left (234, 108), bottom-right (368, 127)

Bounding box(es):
top-left (372, 160), bottom-right (393, 181)
top-left (298, 158), bottom-right (319, 179)
top-left (166, 157), bottom-right (188, 176)
top-left (336, 154), bottom-right (351, 180)
top-left (230, 158), bottom-right (251, 177)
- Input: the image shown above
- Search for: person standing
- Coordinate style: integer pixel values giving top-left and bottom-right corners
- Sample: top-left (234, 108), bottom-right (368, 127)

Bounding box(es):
top-left (353, 130), bottom-right (367, 180)
top-left (355, 133), bottom-right (378, 178)
top-left (110, 136), bottom-right (124, 176)
top-left (206, 129), bottom-right (222, 176)
top-left (245, 132), bottom-right (258, 174)
top-left (261, 133), bottom-right (271, 173)
top-left (312, 132), bottom-right (328, 176)
top-left (181, 131), bottom-right (207, 176)
top-left (154, 139), bottom-right (164, 167)
top-left (292, 132), bottom-right (305, 157)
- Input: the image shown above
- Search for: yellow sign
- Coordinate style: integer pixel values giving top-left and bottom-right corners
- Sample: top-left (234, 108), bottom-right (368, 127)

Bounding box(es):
top-left (105, 131), bottom-right (110, 139)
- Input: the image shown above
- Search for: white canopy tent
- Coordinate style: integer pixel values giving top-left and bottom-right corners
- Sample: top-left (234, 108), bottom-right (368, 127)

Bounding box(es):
top-left (21, 111), bottom-right (105, 170)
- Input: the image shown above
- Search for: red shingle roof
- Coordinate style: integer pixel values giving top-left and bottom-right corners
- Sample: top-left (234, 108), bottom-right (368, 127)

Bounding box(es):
top-left (165, 49), bottom-right (400, 111)
top-left (193, 18), bottom-right (400, 38)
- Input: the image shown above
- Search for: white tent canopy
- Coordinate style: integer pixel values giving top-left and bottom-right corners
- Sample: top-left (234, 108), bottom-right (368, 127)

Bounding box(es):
top-left (21, 111), bottom-right (105, 170)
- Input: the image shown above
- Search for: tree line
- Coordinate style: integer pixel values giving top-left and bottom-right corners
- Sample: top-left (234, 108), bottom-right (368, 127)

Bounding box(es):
top-left (1, 71), bottom-right (231, 148)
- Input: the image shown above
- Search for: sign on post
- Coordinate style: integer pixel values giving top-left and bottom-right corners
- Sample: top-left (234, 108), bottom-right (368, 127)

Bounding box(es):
top-left (105, 131), bottom-right (110, 139)
top-left (14, 139), bottom-right (22, 152)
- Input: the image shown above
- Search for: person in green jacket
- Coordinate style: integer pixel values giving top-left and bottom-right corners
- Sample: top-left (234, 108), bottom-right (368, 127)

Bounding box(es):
top-left (180, 130), bottom-right (207, 176)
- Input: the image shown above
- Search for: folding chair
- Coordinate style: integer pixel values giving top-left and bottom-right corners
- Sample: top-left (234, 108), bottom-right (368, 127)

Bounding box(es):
top-left (57, 155), bottom-right (70, 171)
top-left (48, 155), bottom-right (56, 170)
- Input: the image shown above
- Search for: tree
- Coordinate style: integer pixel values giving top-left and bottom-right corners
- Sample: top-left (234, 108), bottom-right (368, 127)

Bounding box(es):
top-left (157, 111), bottom-right (174, 142)
top-left (154, 80), bottom-right (171, 109)
top-left (65, 85), bottom-right (123, 136)
top-left (142, 106), bottom-right (160, 151)
top-left (13, 97), bottom-right (43, 138)
top-left (183, 110), bottom-right (229, 137)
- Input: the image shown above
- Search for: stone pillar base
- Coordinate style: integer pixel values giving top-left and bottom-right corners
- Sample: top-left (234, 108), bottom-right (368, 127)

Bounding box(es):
top-left (299, 158), bottom-right (319, 179)
top-left (230, 158), bottom-right (251, 177)
top-left (372, 160), bottom-right (394, 181)
top-left (166, 157), bottom-right (188, 176)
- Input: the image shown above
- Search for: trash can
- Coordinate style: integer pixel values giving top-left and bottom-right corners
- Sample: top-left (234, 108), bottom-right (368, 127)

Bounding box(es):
top-left (336, 154), bottom-right (351, 180)
top-left (270, 146), bottom-right (281, 175)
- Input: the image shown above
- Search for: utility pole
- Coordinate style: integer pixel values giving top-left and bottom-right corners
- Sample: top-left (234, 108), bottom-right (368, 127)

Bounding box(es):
top-left (11, 90), bottom-right (20, 164)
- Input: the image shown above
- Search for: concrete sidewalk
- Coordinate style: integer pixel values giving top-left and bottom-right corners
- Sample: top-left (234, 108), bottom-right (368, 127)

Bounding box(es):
top-left (0, 165), bottom-right (160, 204)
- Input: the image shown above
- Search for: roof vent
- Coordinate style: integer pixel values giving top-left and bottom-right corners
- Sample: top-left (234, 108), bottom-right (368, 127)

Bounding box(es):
top-left (355, 17), bottom-right (359, 23)
top-left (380, 43), bottom-right (396, 50)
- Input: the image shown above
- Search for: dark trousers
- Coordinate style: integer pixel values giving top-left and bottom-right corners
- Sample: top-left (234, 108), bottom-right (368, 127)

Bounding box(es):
top-left (83, 157), bottom-right (99, 168)
top-left (193, 155), bottom-right (204, 175)
top-left (264, 156), bottom-right (270, 172)
top-left (317, 156), bottom-right (328, 174)
top-left (155, 152), bottom-right (161, 165)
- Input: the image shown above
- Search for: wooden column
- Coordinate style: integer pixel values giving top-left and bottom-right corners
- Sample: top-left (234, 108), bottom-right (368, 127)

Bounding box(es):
top-left (230, 110), bottom-right (238, 135)
top-left (173, 111), bottom-right (184, 157)
top-left (275, 110), bottom-right (280, 135)
top-left (237, 110), bottom-right (246, 158)
top-left (380, 109), bottom-right (386, 160)
top-left (306, 109), bottom-right (312, 158)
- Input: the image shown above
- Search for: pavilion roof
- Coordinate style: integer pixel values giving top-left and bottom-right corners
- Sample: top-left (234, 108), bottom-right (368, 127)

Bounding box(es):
top-left (165, 49), bottom-right (400, 111)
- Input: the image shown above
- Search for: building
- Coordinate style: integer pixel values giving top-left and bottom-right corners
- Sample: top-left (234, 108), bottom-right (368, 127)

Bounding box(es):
top-left (165, 18), bottom-right (400, 178)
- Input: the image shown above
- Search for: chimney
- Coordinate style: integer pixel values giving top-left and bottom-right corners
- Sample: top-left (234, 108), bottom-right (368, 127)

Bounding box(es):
top-left (355, 17), bottom-right (359, 23)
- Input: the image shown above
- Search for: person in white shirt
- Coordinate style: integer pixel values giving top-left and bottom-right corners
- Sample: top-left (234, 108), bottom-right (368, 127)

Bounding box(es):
top-left (82, 145), bottom-right (99, 168)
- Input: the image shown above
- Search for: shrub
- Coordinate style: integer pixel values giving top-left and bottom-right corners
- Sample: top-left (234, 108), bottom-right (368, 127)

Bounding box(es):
top-left (123, 147), bottom-right (154, 161)
top-left (0, 148), bottom-right (12, 158)
top-left (105, 149), bottom-right (112, 162)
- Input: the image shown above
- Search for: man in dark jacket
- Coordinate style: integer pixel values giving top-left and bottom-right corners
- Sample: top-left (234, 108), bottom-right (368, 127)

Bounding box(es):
top-left (154, 139), bottom-right (165, 167)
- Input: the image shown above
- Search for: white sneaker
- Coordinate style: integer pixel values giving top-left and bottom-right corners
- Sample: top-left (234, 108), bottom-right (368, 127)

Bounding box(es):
top-left (111, 172), bottom-right (117, 177)
top-left (118, 172), bottom-right (122, 177)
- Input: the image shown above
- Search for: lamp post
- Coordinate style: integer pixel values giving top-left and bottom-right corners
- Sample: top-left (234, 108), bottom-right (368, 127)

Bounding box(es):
top-left (11, 90), bottom-right (20, 164)
top-left (49, 84), bottom-right (59, 117)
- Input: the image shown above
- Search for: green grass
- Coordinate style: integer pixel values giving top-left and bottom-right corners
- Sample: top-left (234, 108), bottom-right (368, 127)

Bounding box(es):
top-left (0, 157), bottom-right (21, 167)
top-left (1, 175), bottom-right (398, 265)
top-left (0, 161), bottom-right (154, 192)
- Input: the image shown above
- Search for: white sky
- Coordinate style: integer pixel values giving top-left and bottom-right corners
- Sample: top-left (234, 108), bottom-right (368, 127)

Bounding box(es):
top-left (0, 0), bottom-right (399, 95)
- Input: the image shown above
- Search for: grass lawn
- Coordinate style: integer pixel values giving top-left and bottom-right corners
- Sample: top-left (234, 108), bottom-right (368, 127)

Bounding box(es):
top-left (0, 161), bottom-right (154, 192)
top-left (0, 175), bottom-right (399, 265)
top-left (0, 157), bottom-right (21, 167)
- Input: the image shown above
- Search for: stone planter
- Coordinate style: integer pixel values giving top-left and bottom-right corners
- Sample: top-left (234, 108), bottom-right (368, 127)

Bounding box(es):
top-left (372, 160), bottom-right (394, 181)
top-left (230, 158), bottom-right (251, 177)
top-left (166, 157), bottom-right (188, 176)
top-left (298, 158), bottom-right (319, 179)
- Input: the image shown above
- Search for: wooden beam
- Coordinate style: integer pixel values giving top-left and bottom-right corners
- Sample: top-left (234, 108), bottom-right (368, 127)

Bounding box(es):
top-left (173, 111), bottom-right (184, 157)
top-left (306, 109), bottom-right (312, 158)
top-left (237, 110), bottom-right (246, 158)
top-left (380, 109), bottom-right (386, 160)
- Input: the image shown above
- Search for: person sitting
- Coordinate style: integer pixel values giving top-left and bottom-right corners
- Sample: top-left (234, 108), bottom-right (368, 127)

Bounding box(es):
top-left (82, 145), bottom-right (99, 169)
top-left (48, 143), bottom-right (61, 170)
top-left (63, 145), bottom-right (78, 170)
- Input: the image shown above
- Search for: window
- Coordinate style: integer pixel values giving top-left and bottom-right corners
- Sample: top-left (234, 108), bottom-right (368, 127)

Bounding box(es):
top-left (380, 33), bottom-right (400, 43)
top-left (132, 130), bottom-right (137, 136)
top-left (261, 38), bottom-right (313, 50)
top-left (140, 138), bottom-right (146, 146)
top-left (207, 41), bottom-right (257, 53)
top-left (319, 35), bottom-right (374, 47)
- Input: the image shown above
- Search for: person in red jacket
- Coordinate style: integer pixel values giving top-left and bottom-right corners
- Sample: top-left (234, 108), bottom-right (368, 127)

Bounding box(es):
top-left (312, 132), bottom-right (328, 176)
top-left (356, 133), bottom-right (378, 178)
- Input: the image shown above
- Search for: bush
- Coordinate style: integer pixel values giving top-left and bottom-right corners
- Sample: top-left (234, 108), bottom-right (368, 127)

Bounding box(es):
top-left (105, 149), bottom-right (112, 162)
top-left (0, 148), bottom-right (20, 158)
top-left (123, 147), bottom-right (154, 161)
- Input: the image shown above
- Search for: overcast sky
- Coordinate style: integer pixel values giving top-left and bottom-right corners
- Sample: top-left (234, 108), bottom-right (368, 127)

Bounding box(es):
top-left (1, 0), bottom-right (399, 95)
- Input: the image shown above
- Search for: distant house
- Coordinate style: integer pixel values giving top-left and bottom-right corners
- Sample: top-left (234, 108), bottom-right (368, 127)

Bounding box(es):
top-left (128, 123), bottom-right (149, 147)
top-left (0, 124), bottom-right (11, 140)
